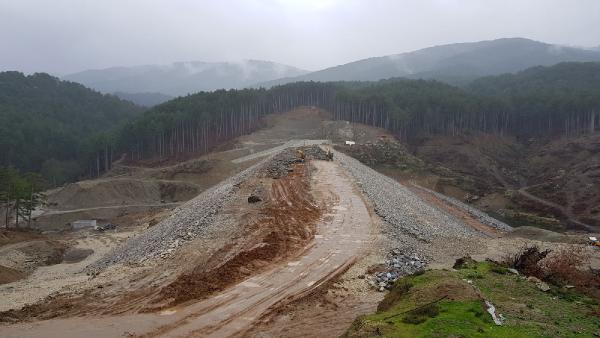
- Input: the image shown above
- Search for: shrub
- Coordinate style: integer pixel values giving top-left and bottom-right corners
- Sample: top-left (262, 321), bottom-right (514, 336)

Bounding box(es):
top-left (540, 246), bottom-right (600, 295)
top-left (505, 245), bottom-right (600, 298)
top-left (503, 245), bottom-right (550, 278)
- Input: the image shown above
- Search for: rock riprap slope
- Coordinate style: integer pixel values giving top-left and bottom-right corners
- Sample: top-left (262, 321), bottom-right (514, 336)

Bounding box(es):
top-left (334, 150), bottom-right (501, 242)
top-left (89, 154), bottom-right (272, 271)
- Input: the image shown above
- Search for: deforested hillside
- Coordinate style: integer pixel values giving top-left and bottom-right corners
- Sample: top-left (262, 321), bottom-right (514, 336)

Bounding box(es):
top-left (0, 72), bottom-right (143, 184)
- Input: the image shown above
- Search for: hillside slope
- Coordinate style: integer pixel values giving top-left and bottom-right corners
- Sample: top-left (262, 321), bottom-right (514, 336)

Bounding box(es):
top-left (64, 60), bottom-right (309, 97)
top-left (0, 72), bottom-right (143, 183)
top-left (260, 38), bottom-right (600, 86)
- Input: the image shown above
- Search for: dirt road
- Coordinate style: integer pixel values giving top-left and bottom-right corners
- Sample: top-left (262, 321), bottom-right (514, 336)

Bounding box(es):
top-left (0, 161), bottom-right (374, 338)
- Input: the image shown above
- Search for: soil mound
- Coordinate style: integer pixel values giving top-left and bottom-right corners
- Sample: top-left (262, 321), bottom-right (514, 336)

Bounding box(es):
top-left (0, 265), bottom-right (25, 285)
top-left (47, 178), bottom-right (199, 210)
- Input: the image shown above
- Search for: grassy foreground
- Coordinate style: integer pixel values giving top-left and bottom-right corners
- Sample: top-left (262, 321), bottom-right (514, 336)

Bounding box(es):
top-left (344, 262), bottom-right (600, 337)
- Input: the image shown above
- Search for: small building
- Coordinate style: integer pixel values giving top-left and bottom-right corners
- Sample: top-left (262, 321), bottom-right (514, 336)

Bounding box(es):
top-left (72, 219), bottom-right (96, 229)
top-left (345, 141), bottom-right (356, 146)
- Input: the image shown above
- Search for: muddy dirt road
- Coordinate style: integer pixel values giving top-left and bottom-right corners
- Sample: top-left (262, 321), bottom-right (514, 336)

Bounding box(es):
top-left (0, 161), bottom-right (374, 338)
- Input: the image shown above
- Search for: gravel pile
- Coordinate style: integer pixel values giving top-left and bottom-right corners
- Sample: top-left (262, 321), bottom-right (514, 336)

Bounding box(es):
top-left (263, 148), bottom-right (303, 178)
top-left (369, 249), bottom-right (427, 291)
top-left (334, 150), bottom-right (484, 242)
top-left (88, 149), bottom-right (297, 272)
top-left (302, 145), bottom-right (330, 161)
top-left (262, 145), bottom-right (329, 178)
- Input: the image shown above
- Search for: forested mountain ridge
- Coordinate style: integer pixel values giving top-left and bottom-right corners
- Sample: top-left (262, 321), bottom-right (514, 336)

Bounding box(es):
top-left (3, 62), bottom-right (600, 185)
top-left (112, 62), bottom-right (600, 168)
top-left (0, 71), bottom-right (144, 184)
top-left (470, 62), bottom-right (600, 95)
top-left (259, 38), bottom-right (600, 87)
top-left (468, 62), bottom-right (600, 135)
top-left (63, 60), bottom-right (309, 97)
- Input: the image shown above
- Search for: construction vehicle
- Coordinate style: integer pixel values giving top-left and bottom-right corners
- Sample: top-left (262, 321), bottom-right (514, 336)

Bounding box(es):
top-left (589, 237), bottom-right (600, 248)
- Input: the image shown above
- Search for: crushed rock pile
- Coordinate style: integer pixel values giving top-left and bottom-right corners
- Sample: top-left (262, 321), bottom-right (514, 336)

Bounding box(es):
top-left (369, 249), bottom-right (427, 291)
top-left (262, 146), bottom-right (330, 178)
top-left (263, 148), bottom-right (303, 178)
top-left (301, 145), bottom-right (330, 161)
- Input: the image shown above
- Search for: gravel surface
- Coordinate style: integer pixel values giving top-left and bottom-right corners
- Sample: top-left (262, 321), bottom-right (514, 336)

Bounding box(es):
top-left (334, 150), bottom-right (484, 243)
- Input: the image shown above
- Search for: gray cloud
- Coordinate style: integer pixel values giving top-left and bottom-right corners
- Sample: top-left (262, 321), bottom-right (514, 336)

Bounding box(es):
top-left (1, 0), bottom-right (599, 75)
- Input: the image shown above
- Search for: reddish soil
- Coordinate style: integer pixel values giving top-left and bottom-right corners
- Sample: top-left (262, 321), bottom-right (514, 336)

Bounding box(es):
top-left (150, 162), bottom-right (321, 309)
top-left (0, 160), bottom-right (376, 338)
top-left (0, 162), bottom-right (322, 323)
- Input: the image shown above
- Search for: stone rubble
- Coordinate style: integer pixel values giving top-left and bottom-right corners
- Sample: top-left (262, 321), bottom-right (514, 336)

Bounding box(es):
top-left (262, 148), bottom-right (303, 178)
top-left (370, 249), bottom-right (427, 291)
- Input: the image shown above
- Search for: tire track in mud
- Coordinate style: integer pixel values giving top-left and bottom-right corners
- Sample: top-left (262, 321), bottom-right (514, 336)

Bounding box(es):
top-left (139, 160), bottom-right (374, 337)
top-left (0, 160), bottom-right (375, 338)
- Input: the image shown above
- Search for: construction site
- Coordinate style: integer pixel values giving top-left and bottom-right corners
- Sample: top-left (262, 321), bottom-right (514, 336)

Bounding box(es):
top-left (1, 108), bottom-right (599, 337)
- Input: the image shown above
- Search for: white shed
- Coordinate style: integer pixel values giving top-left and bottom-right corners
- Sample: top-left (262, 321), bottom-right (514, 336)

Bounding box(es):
top-left (72, 219), bottom-right (96, 229)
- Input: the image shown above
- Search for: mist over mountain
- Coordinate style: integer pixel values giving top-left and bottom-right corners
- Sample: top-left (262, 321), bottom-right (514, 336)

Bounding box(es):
top-left (113, 91), bottom-right (173, 107)
top-left (63, 60), bottom-right (309, 97)
top-left (260, 38), bottom-right (600, 86)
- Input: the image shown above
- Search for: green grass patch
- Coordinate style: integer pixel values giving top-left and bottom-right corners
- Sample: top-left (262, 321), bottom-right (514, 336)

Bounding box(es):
top-left (344, 262), bottom-right (600, 338)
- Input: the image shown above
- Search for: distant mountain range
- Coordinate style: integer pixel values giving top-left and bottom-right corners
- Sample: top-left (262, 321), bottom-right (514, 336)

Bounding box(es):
top-left (259, 38), bottom-right (600, 87)
top-left (63, 60), bottom-right (309, 99)
top-left (62, 38), bottom-right (600, 105)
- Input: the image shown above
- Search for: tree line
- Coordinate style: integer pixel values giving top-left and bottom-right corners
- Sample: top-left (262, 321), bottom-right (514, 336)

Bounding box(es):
top-left (0, 167), bottom-right (44, 228)
top-left (2, 62), bottom-right (599, 186)
top-left (111, 62), bottom-right (599, 168)
top-left (0, 71), bottom-right (143, 186)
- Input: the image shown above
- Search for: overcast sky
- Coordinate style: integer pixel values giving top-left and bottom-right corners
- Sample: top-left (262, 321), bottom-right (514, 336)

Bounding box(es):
top-left (1, 0), bottom-right (600, 75)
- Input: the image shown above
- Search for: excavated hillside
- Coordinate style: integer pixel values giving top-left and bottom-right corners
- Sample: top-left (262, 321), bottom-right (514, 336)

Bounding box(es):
top-left (0, 107), bottom-right (598, 338)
